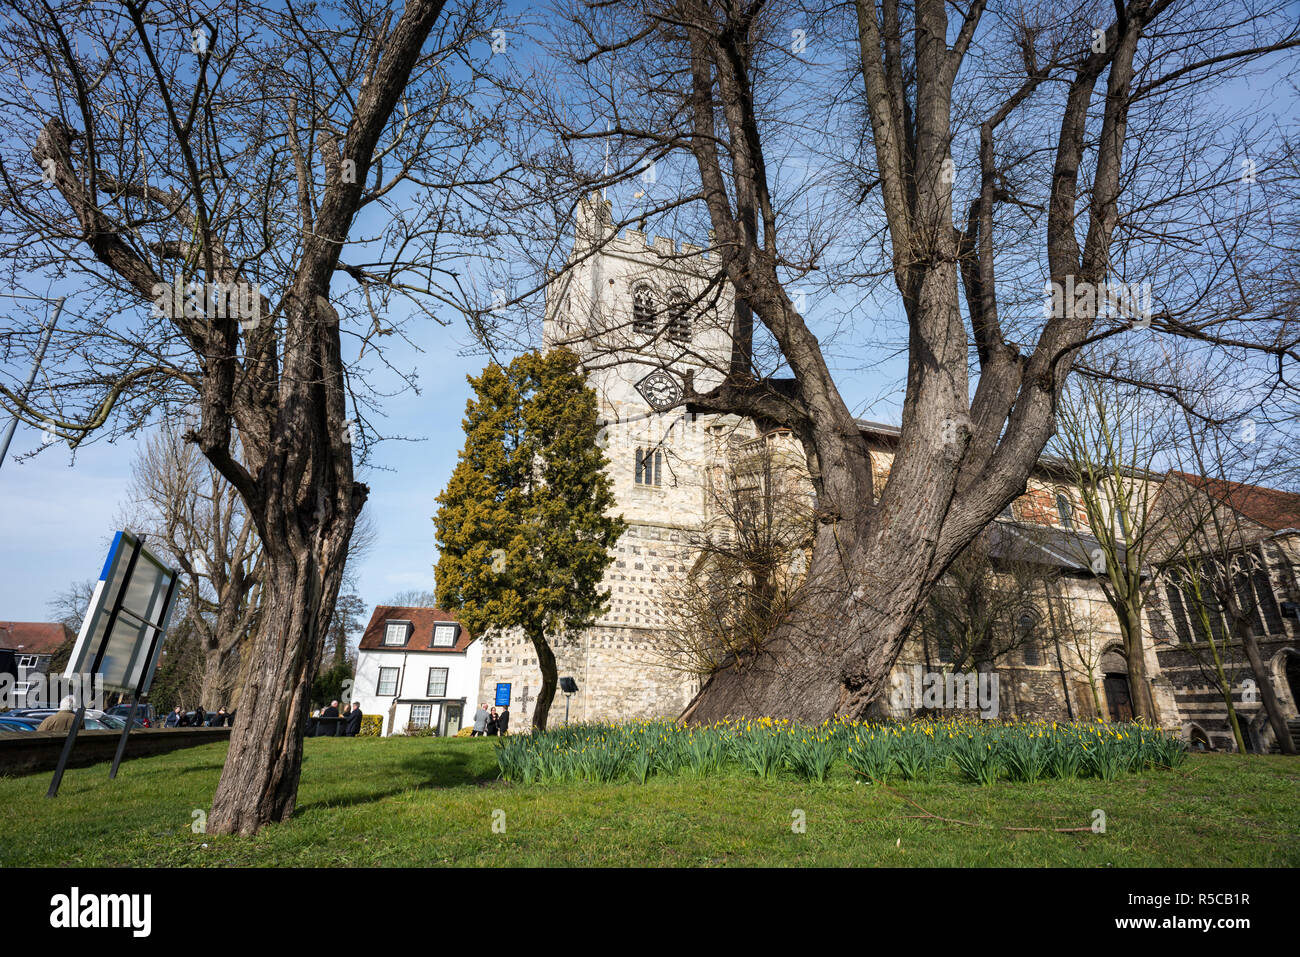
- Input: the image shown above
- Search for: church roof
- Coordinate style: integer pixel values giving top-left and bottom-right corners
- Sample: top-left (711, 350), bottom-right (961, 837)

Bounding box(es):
top-left (1165, 471), bottom-right (1300, 532)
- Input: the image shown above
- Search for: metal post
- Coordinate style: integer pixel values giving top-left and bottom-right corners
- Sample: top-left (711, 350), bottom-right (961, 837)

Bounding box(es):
top-left (47, 535), bottom-right (144, 798)
top-left (108, 700), bottom-right (139, 780)
top-left (0, 297), bottom-right (65, 472)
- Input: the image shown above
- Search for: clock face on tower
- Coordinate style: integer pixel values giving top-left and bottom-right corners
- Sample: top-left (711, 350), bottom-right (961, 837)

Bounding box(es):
top-left (635, 368), bottom-right (683, 412)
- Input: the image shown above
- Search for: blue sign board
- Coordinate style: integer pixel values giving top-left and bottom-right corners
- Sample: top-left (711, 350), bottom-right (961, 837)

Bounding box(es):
top-left (495, 682), bottom-right (511, 707)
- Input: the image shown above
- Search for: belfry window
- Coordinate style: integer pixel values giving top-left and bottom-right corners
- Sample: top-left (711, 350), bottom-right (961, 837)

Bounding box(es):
top-left (632, 284), bottom-right (657, 335)
top-left (665, 290), bottom-right (690, 342)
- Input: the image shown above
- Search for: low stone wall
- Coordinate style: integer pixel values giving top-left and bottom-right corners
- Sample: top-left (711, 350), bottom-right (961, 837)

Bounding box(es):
top-left (0, 726), bottom-right (231, 776)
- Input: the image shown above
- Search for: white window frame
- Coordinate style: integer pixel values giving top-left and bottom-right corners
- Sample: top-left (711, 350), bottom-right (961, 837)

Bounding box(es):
top-left (383, 622), bottom-right (408, 646)
top-left (432, 624), bottom-right (457, 648)
top-left (376, 667), bottom-right (400, 696)
top-left (427, 667), bottom-right (449, 698)
top-left (410, 704), bottom-right (432, 728)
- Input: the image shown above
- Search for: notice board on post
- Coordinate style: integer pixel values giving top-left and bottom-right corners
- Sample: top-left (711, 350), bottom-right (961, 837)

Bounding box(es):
top-left (63, 530), bottom-right (180, 694)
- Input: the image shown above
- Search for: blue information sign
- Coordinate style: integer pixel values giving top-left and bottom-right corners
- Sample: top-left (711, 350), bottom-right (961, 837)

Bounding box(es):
top-left (495, 682), bottom-right (511, 707)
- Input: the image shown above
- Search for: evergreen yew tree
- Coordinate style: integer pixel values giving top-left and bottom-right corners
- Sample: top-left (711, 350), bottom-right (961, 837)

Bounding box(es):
top-left (434, 348), bottom-right (624, 730)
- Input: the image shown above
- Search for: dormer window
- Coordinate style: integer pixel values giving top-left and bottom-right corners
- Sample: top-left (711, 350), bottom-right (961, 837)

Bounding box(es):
top-left (433, 623), bottom-right (457, 647)
top-left (632, 284), bottom-right (657, 335)
top-left (383, 621), bottom-right (410, 646)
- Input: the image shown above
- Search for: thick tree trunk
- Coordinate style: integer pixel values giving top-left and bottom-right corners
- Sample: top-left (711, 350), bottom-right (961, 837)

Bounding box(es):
top-left (207, 537), bottom-right (348, 836)
top-left (529, 630), bottom-right (558, 731)
top-left (682, 484), bottom-right (932, 723)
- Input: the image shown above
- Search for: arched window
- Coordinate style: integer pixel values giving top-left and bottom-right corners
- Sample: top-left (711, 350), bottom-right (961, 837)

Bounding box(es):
top-left (1055, 492), bottom-right (1074, 529)
top-left (634, 447), bottom-right (645, 484)
top-left (665, 289), bottom-right (690, 342)
top-left (632, 284), bottom-right (657, 335)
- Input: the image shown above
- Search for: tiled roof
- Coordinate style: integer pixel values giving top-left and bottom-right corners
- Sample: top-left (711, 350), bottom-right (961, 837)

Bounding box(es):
top-left (0, 621), bottom-right (73, 656)
top-left (1167, 471), bottom-right (1300, 532)
top-left (357, 606), bottom-right (473, 653)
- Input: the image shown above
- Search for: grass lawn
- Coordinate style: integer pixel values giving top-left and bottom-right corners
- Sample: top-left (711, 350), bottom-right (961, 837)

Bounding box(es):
top-left (0, 736), bottom-right (1296, 866)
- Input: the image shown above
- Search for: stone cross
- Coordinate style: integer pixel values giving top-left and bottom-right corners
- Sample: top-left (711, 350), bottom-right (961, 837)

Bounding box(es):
top-left (516, 685), bottom-right (534, 716)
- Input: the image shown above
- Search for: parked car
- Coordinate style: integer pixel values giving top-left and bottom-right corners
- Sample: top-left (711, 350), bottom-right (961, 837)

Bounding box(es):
top-left (5, 708), bottom-right (112, 729)
top-left (0, 716), bottom-right (39, 732)
top-left (106, 702), bottom-right (156, 728)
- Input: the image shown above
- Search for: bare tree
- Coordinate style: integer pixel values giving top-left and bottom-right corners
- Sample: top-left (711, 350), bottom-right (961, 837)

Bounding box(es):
top-left (1044, 578), bottom-right (1110, 719)
top-left (45, 578), bottom-right (96, 635)
top-left (1049, 358), bottom-right (1184, 720)
top-left (0, 0), bottom-right (506, 833)
top-left (384, 588), bottom-right (438, 607)
top-left (495, 0), bottom-right (1300, 721)
top-left (120, 422), bottom-right (262, 710)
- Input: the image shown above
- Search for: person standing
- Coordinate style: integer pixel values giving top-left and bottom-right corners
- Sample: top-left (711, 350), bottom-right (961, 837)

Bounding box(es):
top-left (486, 707), bottom-right (499, 736)
top-left (344, 702), bottom-right (363, 737)
top-left (165, 707), bottom-right (181, 728)
top-left (498, 706), bottom-right (510, 737)
top-left (193, 705), bottom-right (206, 728)
top-left (472, 703), bottom-right (489, 736)
top-left (37, 696), bottom-right (81, 733)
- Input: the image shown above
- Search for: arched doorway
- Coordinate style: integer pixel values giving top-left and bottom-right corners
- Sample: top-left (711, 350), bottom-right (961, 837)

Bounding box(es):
top-left (1267, 647), bottom-right (1300, 716)
top-left (1101, 648), bottom-right (1133, 722)
top-left (1188, 723), bottom-right (1212, 750)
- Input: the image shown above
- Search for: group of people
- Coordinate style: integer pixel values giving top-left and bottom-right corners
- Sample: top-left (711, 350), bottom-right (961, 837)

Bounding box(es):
top-left (312, 700), bottom-right (364, 736)
top-left (471, 703), bottom-right (509, 736)
top-left (165, 706), bottom-right (233, 727)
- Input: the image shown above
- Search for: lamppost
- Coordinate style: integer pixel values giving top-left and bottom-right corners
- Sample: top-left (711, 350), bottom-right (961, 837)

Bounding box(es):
top-left (559, 676), bottom-right (579, 725)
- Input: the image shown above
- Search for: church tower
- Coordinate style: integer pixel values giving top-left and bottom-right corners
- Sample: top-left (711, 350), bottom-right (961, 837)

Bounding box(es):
top-left (476, 194), bottom-right (756, 724)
